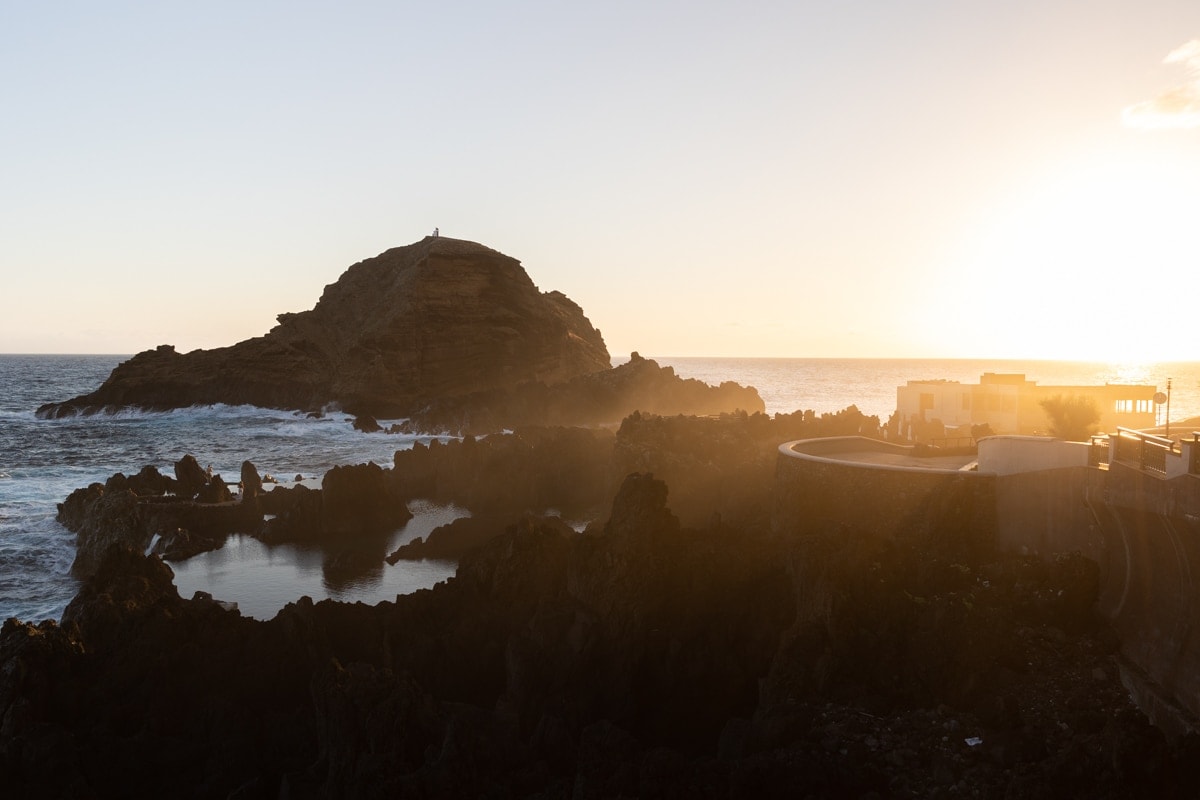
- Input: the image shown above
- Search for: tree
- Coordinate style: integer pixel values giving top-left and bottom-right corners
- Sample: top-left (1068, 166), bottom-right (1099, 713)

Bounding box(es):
top-left (1039, 394), bottom-right (1100, 441)
top-left (970, 422), bottom-right (995, 440)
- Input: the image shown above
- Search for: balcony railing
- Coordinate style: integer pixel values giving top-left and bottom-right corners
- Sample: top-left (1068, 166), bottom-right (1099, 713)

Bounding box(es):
top-left (1112, 427), bottom-right (1174, 476)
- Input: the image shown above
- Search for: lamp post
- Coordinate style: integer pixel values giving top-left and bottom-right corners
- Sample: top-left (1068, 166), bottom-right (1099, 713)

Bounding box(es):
top-left (1166, 377), bottom-right (1173, 440)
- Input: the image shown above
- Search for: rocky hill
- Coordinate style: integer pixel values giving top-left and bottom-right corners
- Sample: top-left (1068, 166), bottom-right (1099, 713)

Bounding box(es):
top-left (38, 237), bottom-right (612, 418)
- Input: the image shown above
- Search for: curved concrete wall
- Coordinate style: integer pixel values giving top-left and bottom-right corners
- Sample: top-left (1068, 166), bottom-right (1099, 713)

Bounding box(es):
top-left (977, 435), bottom-right (1090, 476)
top-left (774, 437), bottom-right (995, 551)
top-left (776, 436), bottom-right (1200, 736)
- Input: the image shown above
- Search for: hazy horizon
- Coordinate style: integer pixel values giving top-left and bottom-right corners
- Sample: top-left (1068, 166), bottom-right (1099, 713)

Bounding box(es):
top-left (4, 2), bottom-right (1199, 362)
top-left (5, 351), bottom-right (1200, 368)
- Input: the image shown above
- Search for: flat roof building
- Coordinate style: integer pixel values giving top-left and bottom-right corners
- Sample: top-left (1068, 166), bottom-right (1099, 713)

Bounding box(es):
top-left (894, 372), bottom-right (1158, 442)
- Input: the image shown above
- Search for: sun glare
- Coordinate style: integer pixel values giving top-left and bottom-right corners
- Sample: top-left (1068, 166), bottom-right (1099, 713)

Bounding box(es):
top-left (941, 150), bottom-right (1200, 362)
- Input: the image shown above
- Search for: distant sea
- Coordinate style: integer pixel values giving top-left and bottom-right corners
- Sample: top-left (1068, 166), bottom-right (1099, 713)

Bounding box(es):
top-left (3, 354), bottom-right (1199, 623)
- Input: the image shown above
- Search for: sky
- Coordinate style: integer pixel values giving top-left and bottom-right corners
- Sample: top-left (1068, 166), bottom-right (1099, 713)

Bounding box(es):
top-left (3, 1), bottom-right (1200, 361)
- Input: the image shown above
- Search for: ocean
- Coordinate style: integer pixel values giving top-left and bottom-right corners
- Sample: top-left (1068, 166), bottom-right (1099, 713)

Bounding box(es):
top-left (3, 354), bottom-right (1199, 623)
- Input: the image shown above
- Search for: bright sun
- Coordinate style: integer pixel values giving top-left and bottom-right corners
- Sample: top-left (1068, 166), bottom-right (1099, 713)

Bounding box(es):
top-left (939, 146), bottom-right (1200, 362)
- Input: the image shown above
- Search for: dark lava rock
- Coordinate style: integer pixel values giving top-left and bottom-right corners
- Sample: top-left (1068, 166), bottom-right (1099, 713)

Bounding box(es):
top-left (36, 237), bottom-right (611, 419)
top-left (352, 413), bottom-right (382, 433)
top-left (150, 527), bottom-right (224, 561)
top-left (194, 473), bottom-right (234, 504)
top-left (61, 457), bottom-right (264, 578)
top-left (174, 454), bottom-right (210, 500)
top-left (401, 352), bottom-right (767, 435)
top-left (611, 405), bottom-right (881, 530)
top-left (391, 426), bottom-right (616, 520)
top-left (260, 483), bottom-right (323, 543)
top-left (240, 460), bottom-right (263, 503)
top-left (61, 453), bottom-right (427, 578)
top-left (14, 448), bottom-right (1200, 798)
top-left (126, 464), bottom-right (173, 496)
top-left (387, 515), bottom-right (504, 563)
top-left (321, 462), bottom-right (411, 537)
top-left (257, 463), bottom-right (412, 550)
top-left (60, 483), bottom-right (146, 578)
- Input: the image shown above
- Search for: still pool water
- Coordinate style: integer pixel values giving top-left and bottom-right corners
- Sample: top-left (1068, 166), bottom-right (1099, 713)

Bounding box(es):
top-left (169, 499), bottom-right (467, 620)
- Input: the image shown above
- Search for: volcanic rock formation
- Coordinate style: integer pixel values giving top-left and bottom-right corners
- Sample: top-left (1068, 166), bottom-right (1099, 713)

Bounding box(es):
top-left (397, 352), bottom-right (768, 435)
top-left (38, 237), bottom-right (611, 418)
top-left (5, 471), bottom-right (1195, 798)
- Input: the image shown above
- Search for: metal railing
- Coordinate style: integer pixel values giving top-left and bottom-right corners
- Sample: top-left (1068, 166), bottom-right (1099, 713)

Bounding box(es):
top-left (1191, 433), bottom-right (1200, 476)
top-left (1089, 435), bottom-right (1110, 467)
top-left (1112, 427), bottom-right (1175, 476)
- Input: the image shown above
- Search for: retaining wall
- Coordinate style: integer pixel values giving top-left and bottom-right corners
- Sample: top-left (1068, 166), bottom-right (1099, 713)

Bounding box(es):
top-left (775, 435), bottom-right (1200, 737)
top-left (773, 439), bottom-right (995, 551)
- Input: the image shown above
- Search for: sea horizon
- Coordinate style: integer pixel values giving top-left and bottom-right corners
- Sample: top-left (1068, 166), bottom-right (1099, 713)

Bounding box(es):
top-left (8, 352), bottom-right (1199, 423)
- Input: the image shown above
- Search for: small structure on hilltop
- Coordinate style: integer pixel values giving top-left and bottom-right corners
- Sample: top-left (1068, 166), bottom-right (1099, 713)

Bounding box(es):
top-left (893, 372), bottom-right (1158, 442)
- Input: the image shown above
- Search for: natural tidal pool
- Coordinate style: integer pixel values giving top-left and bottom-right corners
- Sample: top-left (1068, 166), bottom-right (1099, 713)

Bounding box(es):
top-left (169, 499), bottom-right (467, 620)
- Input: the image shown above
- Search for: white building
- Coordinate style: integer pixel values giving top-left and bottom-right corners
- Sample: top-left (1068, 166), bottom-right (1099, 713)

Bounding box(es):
top-left (894, 372), bottom-right (1158, 442)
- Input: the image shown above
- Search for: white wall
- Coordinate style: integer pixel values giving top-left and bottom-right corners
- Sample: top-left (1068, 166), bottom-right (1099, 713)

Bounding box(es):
top-left (978, 435), bottom-right (1090, 476)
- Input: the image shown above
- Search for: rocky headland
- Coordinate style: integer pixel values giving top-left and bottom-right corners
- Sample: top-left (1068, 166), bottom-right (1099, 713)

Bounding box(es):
top-left (37, 237), bottom-right (612, 419)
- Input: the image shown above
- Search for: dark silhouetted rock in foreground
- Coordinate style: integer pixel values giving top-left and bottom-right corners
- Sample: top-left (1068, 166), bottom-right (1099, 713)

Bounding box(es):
top-left (59, 455), bottom-right (418, 580)
top-left (6, 471), bottom-right (1200, 797)
top-left (321, 462), bottom-right (411, 537)
top-left (387, 515), bottom-right (504, 562)
top-left (391, 426), bottom-right (618, 519)
top-left (611, 404), bottom-right (880, 530)
top-left (59, 457), bottom-right (262, 577)
top-left (37, 237), bottom-right (611, 418)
